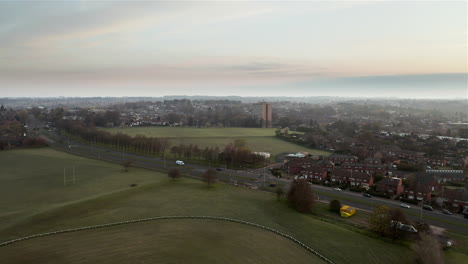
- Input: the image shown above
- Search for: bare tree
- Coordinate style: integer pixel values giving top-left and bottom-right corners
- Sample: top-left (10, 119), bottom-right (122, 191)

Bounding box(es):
top-left (412, 233), bottom-right (445, 264)
top-left (275, 187), bottom-right (284, 201)
top-left (202, 168), bottom-right (218, 187)
top-left (287, 180), bottom-right (314, 213)
top-left (122, 160), bottom-right (134, 172)
top-left (329, 199), bottom-right (342, 214)
top-left (168, 168), bottom-right (181, 181)
top-left (388, 208), bottom-right (409, 240)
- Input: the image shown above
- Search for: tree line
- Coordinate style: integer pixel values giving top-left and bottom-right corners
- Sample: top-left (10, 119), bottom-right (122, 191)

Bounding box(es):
top-left (58, 120), bottom-right (267, 168)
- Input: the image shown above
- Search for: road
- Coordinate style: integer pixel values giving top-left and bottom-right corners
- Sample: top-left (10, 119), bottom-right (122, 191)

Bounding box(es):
top-left (43, 130), bottom-right (468, 234)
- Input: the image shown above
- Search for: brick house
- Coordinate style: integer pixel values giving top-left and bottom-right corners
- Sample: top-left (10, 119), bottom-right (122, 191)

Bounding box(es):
top-left (364, 158), bottom-right (381, 164)
top-left (426, 158), bottom-right (448, 167)
top-left (287, 157), bottom-right (316, 175)
top-left (375, 177), bottom-right (404, 196)
top-left (312, 159), bottom-right (335, 172)
top-left (324, 154), bottom-right (358, 166)
top-left (441, 188), bottom-right (468, 213)
top-left (426, 170), bottom-right (466, 183)
top-left (330, 169), bottom-right (373, 188)
top-left (403, 174), bottom-right (442, 202)
top-left (404, 183), bottom-right (433, 202)
top-left (394, 150), bottom-right (425, 162)
top-left (301, 166), bottom-right (328, 181)
top-left (341, 163), bottom-right (387, 176)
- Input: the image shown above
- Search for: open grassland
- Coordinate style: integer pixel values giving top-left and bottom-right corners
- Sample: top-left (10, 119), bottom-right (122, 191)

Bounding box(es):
top-left (0, 148), bottom-right (432, 264)
top-left (102, 127), bottom-right (330, 158)
top-left (103, 127), bottom-right (286, 138)
top-left (0, 220), bottom-right (321, 264)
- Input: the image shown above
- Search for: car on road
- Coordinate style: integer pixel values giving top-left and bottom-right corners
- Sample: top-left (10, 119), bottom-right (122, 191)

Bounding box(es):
top-left (216, 168), bottom-right (223, 171)
top-left (175, 160), bottom-right (185, 165)
top-left (400, 203), bottom-right (411, 209)
top-left (269, 183), bottom-right (277, 187)
top-left (442, 209), bottom-right (452, 215)
top-left (105, 149), bottom-right (111, 152)
top-left (363, 193), bottom-right (371, 198)
top-left (333, 187), bottom-right (341, 191)
top-left (423, 205), bottom-right (434, 211)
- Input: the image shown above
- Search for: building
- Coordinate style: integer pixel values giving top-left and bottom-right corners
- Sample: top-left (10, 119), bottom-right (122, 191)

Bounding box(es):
top-left (426, 169), bottom-right (465, 183)
top-left (324, 154), bottom-right (358, 166)
top-left (301, 167), bottom-right (328, 181)
top-left (341, 163), bottom-right (387, 176)
top-left (330, 169), bottom-right (373, 188)
top-left (261, 103), bottom-right (272, 128)
top-left (375, 177), bottom-right (404, 196)
top-left (440, 188), bottom-right (468, 213)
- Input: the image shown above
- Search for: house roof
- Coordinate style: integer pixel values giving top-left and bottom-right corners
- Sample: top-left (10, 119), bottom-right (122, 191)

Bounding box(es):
top-left (326, 154), bottom-right (358, 159)
top-left (376, 177), bottom-right (401, 187)
top-left (341, 163), bottom-right (386, 169)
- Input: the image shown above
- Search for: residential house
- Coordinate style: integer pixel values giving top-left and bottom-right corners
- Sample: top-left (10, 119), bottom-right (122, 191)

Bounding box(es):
top-left (426, 158), bottom-right (448, 167)
top-left (441, 188), bottom-right (468, 213)
top-left (364, 158), bottom-right (381, 164)
top-left (341, 163), bottom-right (387, 176)
top-left (330, 169), bottom-right (373, 188)
top-left (375, 177), bottom-right (404, 196)
top-left (426, 169), bottom-right (465, 183)
top-left (324, 154), bottom-right (358, 166)
top-left (301, 166), bottom-right (328, 181)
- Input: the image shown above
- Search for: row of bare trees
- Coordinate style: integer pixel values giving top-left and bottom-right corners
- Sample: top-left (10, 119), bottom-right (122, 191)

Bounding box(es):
top-left (59, 120), bottom-right (171, 155)
top-left (58, 120), bottom-right (267, 168)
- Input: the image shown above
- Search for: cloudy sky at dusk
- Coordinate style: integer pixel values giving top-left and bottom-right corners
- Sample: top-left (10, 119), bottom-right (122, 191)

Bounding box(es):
top-left (0, 1), bottom-right (466, 98)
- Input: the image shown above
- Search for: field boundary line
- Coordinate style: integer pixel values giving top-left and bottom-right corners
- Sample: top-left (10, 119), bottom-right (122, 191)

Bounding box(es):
top-left (0, 216), bottom-right (334, 264)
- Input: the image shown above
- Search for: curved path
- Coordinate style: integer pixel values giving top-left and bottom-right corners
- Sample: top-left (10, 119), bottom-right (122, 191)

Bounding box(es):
top-left (0, 215), bottom-right (334, 264)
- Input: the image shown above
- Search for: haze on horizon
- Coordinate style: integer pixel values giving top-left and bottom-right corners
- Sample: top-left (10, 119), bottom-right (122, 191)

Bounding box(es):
top-left (0, 1), bottom-right (466, 99)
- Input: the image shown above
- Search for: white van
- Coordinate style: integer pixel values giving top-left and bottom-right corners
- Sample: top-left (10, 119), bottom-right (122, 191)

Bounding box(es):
top-left (175, 160), bottom-right (185, 166)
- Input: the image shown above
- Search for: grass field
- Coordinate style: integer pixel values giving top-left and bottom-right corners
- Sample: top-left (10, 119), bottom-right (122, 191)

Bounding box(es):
top-left (101, 127), bottom-right (330, 159)
top-left (0, 148), bottom-right (443, 264)
top-left (0, 220), bottom-right (321, 264)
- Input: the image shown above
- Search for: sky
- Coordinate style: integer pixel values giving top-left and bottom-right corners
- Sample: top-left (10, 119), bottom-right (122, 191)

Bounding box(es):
top-left (0, 0), bottom-right (466, 99)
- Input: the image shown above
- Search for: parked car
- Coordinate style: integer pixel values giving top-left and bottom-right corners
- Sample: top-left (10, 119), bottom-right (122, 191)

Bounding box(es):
top-left (390, 220), bottom-right (418, 233)
top-left (333, 187), bottom-right (341, 191)
top-left (363, 193), bottom-right (371, 198)
top-left (463, 208), bottom-right (468, 219)
top-left (400, 203), bottom-right (411, 209)
top-left (442, 209), bottom-right (452, 215)
top-left (423, 205), bottom-right (434, 211)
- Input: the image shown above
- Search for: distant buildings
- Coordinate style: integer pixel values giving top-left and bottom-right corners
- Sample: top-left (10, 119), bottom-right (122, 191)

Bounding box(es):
top-left (261, 103), bottom-right (272, 128)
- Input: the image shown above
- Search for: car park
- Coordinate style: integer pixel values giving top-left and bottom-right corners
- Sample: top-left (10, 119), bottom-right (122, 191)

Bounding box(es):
top-left (400, 203), bottom-right (411, 209)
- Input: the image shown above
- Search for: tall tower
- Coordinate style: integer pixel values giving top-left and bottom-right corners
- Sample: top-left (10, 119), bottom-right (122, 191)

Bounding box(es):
top-left (261, 103), bottom-right (272, 128)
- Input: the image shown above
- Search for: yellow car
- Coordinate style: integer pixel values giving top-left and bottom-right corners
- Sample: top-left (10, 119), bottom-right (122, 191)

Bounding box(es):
top-left (340, 206), bottom-right (357, 218)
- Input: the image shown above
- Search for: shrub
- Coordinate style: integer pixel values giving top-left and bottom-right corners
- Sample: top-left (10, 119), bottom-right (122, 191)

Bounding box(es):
top-left (329, 199), bottom-right (342, 214)
top-left (168, 168), bottom-right (181, 180)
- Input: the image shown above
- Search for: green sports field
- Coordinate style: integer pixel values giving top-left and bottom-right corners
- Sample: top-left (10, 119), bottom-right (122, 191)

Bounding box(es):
top-left (0, 148), bottom-right (441, 264)
top-left (101, 127), bottom-right (330, 159)
top-left (1, 220), bottom-right (321, 264)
